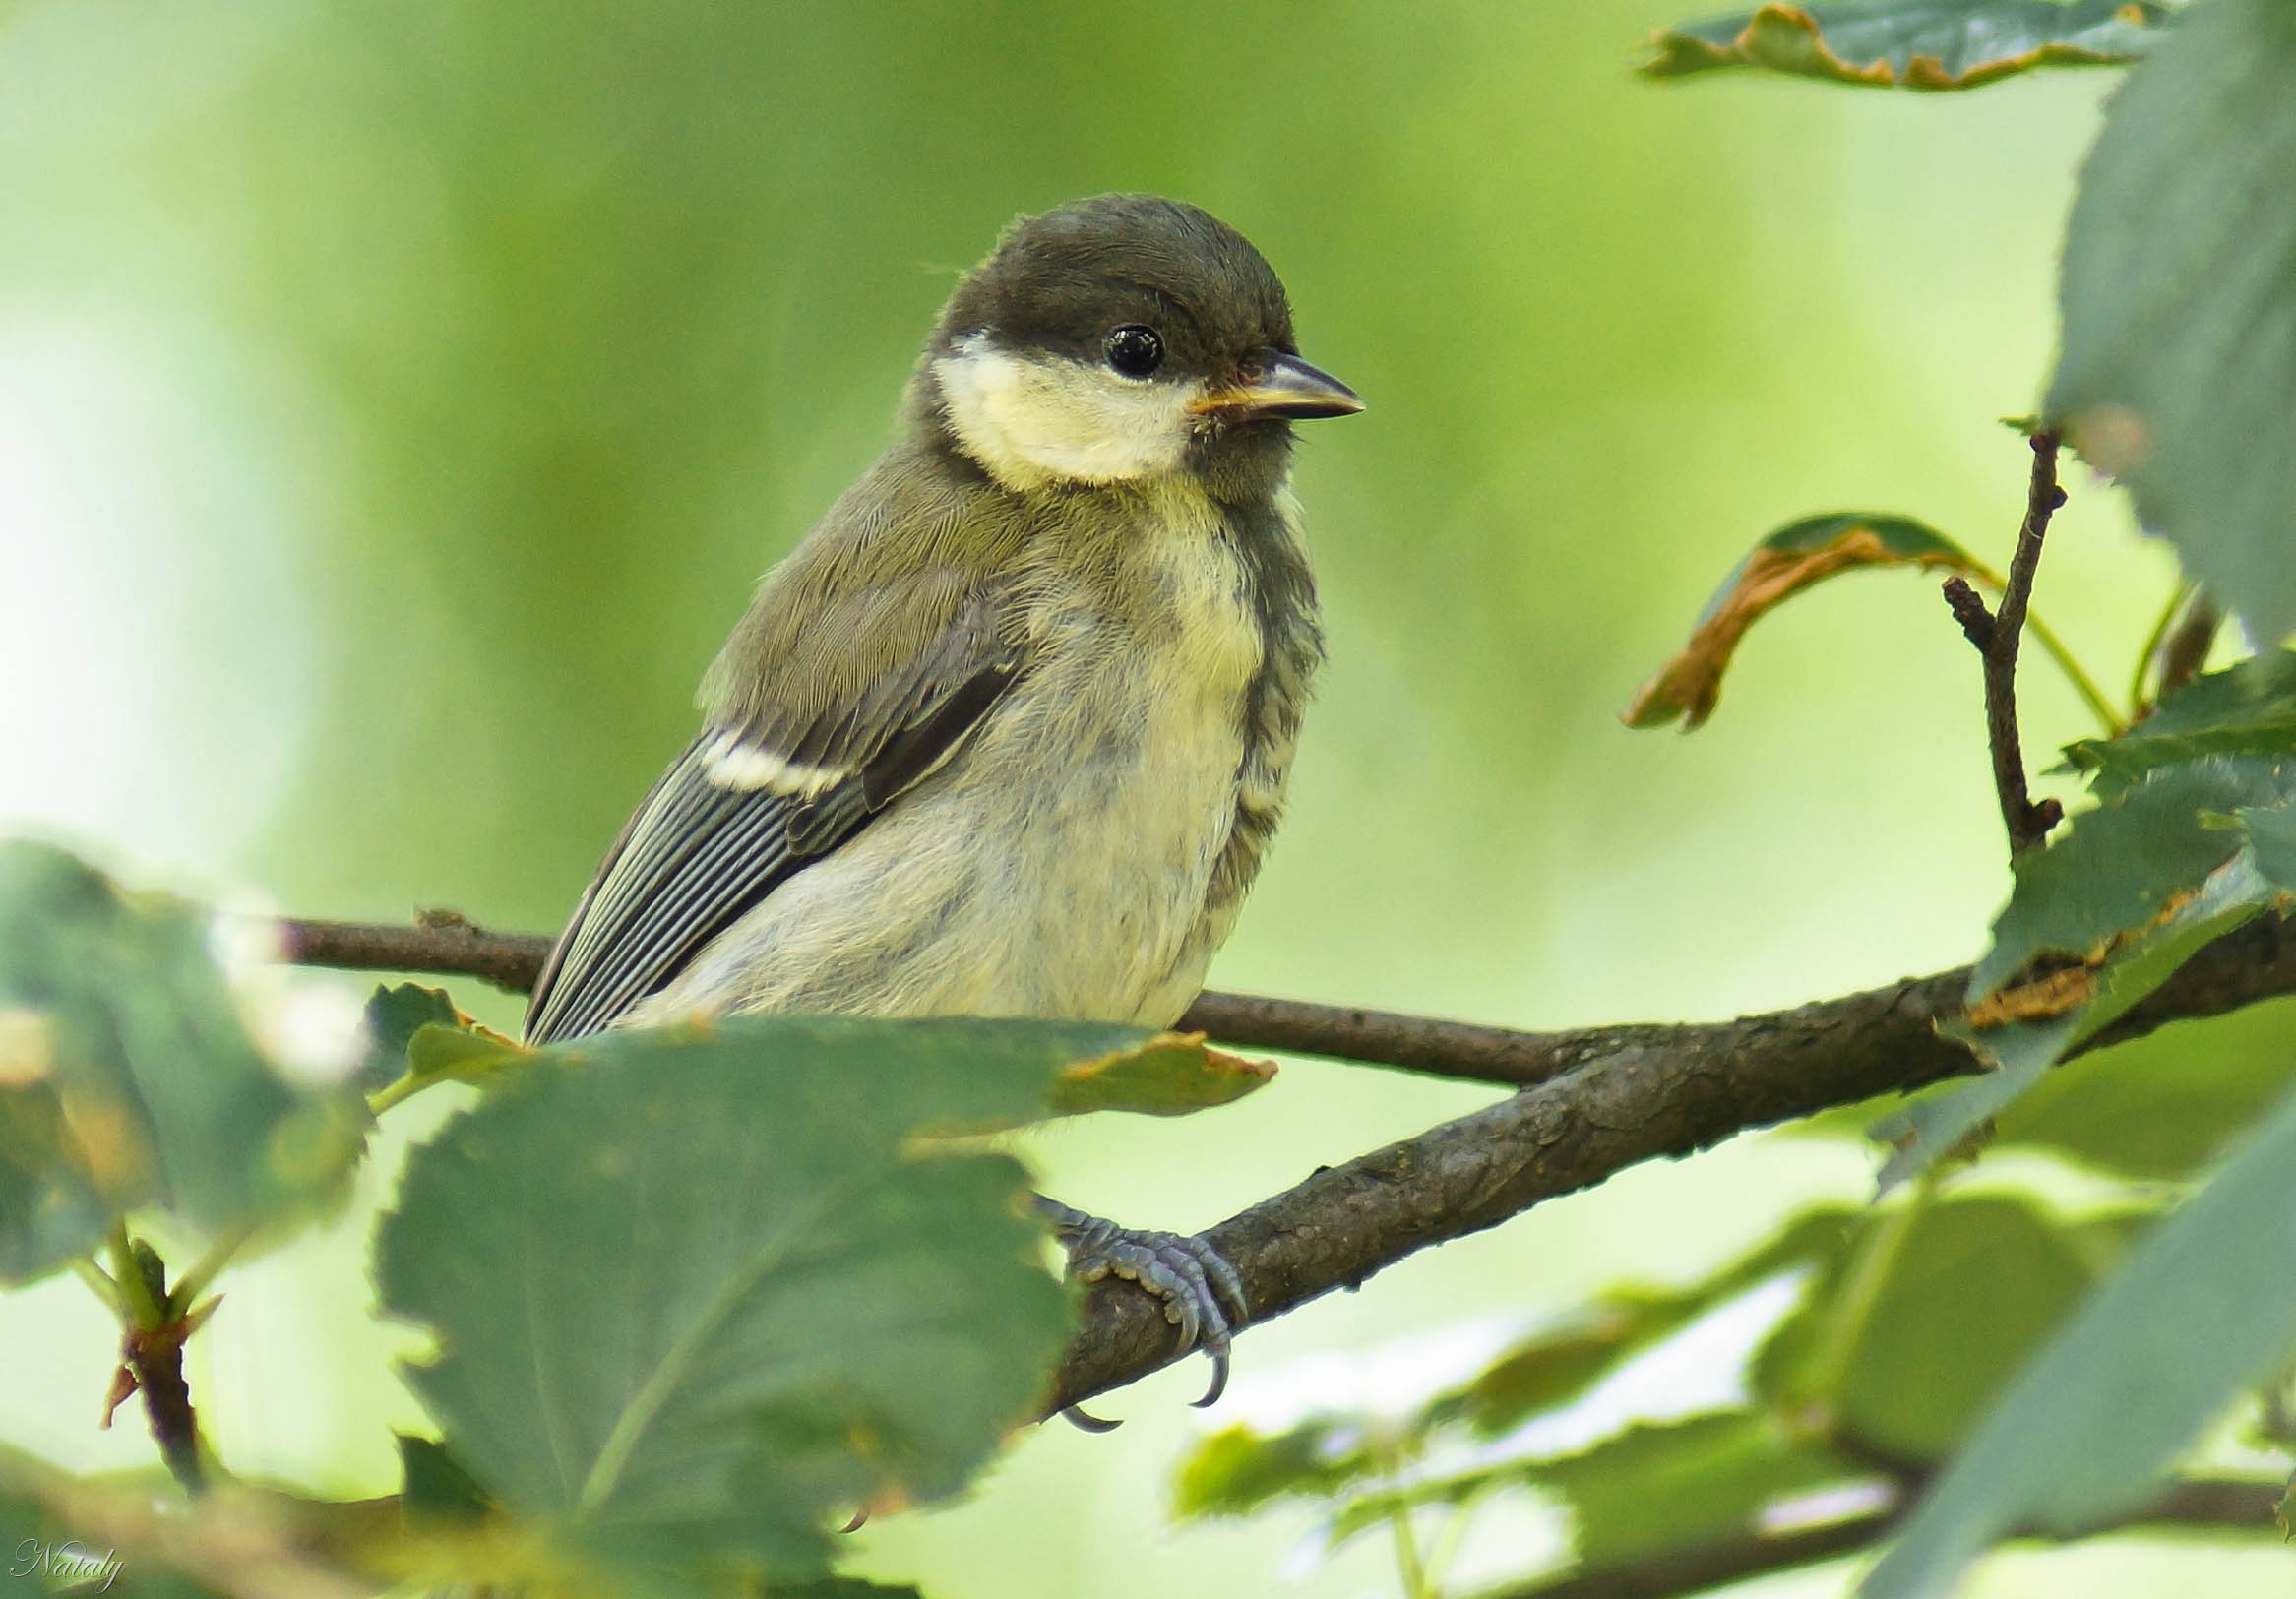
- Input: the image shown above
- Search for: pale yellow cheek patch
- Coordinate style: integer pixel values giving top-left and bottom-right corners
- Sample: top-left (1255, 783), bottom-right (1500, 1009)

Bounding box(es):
top-left (934, 337), bottom-right (1201, 491)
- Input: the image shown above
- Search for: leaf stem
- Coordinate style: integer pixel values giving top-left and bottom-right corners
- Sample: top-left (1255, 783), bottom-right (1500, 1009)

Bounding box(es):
top-left (1386, 1497), bottom-right (1432, 1599)
top-left (2129, 580), bottom-right (2198, 717)
top-left (366, 1072), bottom-right (427, 1119)
top-left (2154, 591), bottom-right (2223, 705)
top-left (2022, 610), bottom-right (2124, 738)
top-left (1375, 1434), bottom-right (1435, 1599)
top-left (106, 1220), bottom-right (162, 1331)
top-left (169, 1217), bottom-right (259, 1318)
top-left (71, 1256), bottom-right (126, 1319)
top-left (1420, 1493), bottom-right (1480, 1599)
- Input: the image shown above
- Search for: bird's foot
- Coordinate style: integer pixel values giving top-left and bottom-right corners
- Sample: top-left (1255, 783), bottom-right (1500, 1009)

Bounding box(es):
top-left (1035, 1197), bottom-right (1248, 1425)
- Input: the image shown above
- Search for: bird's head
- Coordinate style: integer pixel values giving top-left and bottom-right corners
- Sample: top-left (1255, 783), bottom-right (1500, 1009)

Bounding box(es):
top-left (917, 194), bottom-right (1361, 501)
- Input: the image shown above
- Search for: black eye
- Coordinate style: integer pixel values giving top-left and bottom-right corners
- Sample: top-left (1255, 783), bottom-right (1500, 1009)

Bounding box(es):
top-left (1104, 325), bottom-right (1164, 378)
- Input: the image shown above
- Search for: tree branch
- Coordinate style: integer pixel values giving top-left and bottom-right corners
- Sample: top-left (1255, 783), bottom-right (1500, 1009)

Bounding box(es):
top-left (1463, 1472), bottom-right (2281, 1599)
top-left (277, 909), bottom-right (2296, 1411)
top-left (1047, 910), bottom-right (2296, 1410)
top-left (279, 915), bottom-right (1688, 1090)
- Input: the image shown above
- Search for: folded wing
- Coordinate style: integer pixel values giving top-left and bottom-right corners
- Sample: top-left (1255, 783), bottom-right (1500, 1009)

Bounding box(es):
top-left (525, 590), bottom-right (1022, 1044)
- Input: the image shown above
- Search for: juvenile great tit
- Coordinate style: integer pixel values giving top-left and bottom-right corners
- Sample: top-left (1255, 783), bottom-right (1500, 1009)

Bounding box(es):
top-left (525, 194), bottom-right (1361, 1399)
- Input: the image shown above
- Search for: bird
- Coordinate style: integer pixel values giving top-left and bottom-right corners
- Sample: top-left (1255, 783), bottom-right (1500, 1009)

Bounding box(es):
top-left (524, 193), bottom-right (1361, 1407)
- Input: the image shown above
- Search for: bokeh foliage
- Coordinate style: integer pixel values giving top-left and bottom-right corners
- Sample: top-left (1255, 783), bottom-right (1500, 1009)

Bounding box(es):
top-left (0, 840), bottom-right (366, 1281)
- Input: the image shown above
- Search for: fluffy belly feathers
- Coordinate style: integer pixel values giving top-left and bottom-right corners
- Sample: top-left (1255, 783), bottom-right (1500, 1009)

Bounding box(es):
top-left (637, 521), bottom-right (1271, 1027)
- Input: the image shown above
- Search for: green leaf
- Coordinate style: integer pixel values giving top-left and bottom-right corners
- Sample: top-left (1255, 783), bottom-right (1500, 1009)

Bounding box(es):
top-left (1643, 0), bottom-right (2171, 89)
top-left (2236, 799), bottom-right (2296, 891)
top-left (2046, 0), bottom-right (2296, 644)
top-left (1889, 852), bottom-right (2275, 1187)
top-left (1624, 514), bottom-right (1980, 730)
top-left (1172, 1210), bottom-right (1867, 1539)
top-left (642, 1017), bottom-right (1270, 1140)
top-left (2061, 652), bottom-right (2296, 800)
top-left (359, 983), bottom-right (536, 1114)
top-left (0, 1068), bottom-right (115, 1289)
top-left (354, 982), bottom-right (465, 1093)
top-left (374, 1017), bottom-right (1125, 1583)
top-left (1534, 1412), bottom-right (1867, 1571)
top-left (1449, 1209), bottom-right (1858, 1437)
top-left (0, 841), bottom-right (366, 1282)
top-left (1984, 994), bottom-right (2296, 1181)
top-left (1173, 1420), bottom-right (1376, 1519)
top-left (1041, 1030), bottom-right (1275, 1118)
top-left (1335, 1413), bottom-right (1868, 1581)
top-left (1315, 1410), bottom-right (1870, 1575)
top-left (403, 1019), bottom-right (529, 1087)
top-left (1451, 1304), bottom-right (1693, 1437)
top-left (1174, 1213), bottom-right (1889, 1569)
top-left (1862, 1076), bottom-right (2296, 1597)
top-left (1974, 760), bottom-right (2296, 997)
top-left (398, 1434), bottom-right (494, 1529)
top-left (1758, 1195), bottom-right (2145, 1459)
top-left (1878, 760), bottom-right (2296, 1185)
top-left (1173, 1206), bottom-right (1864, 1530)
top-left (1877, 685), bottom-right (2296, 1184)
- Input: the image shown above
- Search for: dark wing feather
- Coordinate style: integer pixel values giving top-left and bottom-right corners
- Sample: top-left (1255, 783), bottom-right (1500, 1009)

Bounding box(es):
top-left (524, 740), bottom-right (799, 1044)
top-left (525, 642), bottom-right (1023, 1045)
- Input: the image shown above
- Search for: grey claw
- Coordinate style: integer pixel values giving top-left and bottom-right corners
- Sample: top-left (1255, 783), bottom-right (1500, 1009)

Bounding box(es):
top-left (1062, 1403), bottom-right (1124, 1433)
top-left (1037, 1196), bottom-right (1246, 1410)
top-left (1193, 1349), bottom-right (1230, 1409)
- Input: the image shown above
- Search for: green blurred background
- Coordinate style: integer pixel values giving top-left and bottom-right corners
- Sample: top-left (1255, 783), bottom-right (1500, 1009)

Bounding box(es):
top-left (2, 1), bottom-right (2282, 1593)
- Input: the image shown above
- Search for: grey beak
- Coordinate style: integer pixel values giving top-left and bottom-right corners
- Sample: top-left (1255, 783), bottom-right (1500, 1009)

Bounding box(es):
top-left (1191, 351), bottom-right (1365, 421)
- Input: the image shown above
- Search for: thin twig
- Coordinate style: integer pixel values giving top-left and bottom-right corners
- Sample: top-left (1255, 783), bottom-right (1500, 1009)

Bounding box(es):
top-left (279, 914), bottom-right (554, 994)
top-left (125, 1321), bottom-right (206, 1497)
top-left (1939, 577), bottom-right (1995, 651)
top-left (1952, 557), bottom-right (2120, 736)
top-left (1976, 431), bottom-right (2068, 855)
